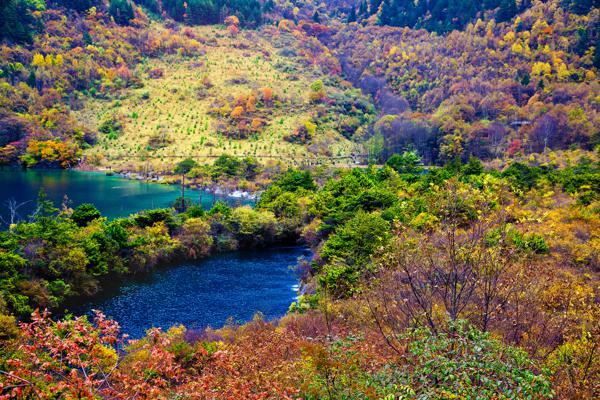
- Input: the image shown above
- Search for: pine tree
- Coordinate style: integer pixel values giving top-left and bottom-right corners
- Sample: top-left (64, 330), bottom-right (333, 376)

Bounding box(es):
top-left (379, 0), bottom-right (392, 25)
top-left (56, 0), bottom-right (100, 12)
top-left (0, 0), bottom-right (35, 43)
top-left (358, 1), bottom-right (368, 18)
top-left (109, 0), bottom-right (135, 25)
top-left (569, 0), bottom-right (594, 15)
top-left (312, 11), bottom-right (321, 23)
top-left (496, 0), bottom-right (518, 23)
top-left (186, 0), bottom-right (217, 25)
top-left (264, 0), bottom-right (274, 12)
top-left (594, 36), bottom-right (600, 69)
top-left (370, 0), bottom-right (383, 14)
top-left (347, 5), bottom-right (357, 23)
top-left (26, 69), bottom-right (36, 88)
top-left (83, 31), bottom-right (93, 45)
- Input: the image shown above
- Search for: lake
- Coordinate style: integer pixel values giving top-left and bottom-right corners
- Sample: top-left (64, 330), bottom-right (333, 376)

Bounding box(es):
top-left (1, 168), bottom-right (250, 223)
top-left (4, 168), bottom-right (302, 339)
top-left (69, 247), bottom-right (310, 338)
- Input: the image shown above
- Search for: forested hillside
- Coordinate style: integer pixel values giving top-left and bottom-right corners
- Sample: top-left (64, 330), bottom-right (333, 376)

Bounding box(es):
top-left (0, 0), bottom-right (599, 399)
top-left (324, 0), bottom-right (600, 163)
top-left (0, 0), bottom-right (598, 169)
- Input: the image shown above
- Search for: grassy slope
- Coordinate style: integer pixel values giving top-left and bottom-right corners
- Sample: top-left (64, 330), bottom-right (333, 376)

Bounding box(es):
top-left (77, 24), bottom-right (364, 173)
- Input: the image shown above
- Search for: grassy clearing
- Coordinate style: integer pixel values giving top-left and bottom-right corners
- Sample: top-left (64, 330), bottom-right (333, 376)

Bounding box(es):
top-left (77, 25), bottom-right (365, 173)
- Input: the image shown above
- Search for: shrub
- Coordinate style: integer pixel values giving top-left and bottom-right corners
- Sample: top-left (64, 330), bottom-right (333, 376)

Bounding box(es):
top-left (71, 203), bottom-right (102, 227)
top-left (177, 218), bottom-right (213, 259)
top-left (385, 151), bottom-right (423, 175)
top-left (228, 206), bottom-right (278, 247)
top-left (391, 321), bottom-right (554, 398)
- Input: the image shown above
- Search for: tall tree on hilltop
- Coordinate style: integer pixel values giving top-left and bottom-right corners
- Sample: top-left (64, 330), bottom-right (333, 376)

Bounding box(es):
top-left (496, 0), bottom-right (518, 22)
top-left (109, 0), bottom-right (134, 25)
top-left (347, 5), bottom-right (357, 22)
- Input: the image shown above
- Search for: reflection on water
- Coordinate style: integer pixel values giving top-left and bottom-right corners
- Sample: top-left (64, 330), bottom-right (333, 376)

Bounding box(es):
top-left (2, 168), bottom-right (250, 223)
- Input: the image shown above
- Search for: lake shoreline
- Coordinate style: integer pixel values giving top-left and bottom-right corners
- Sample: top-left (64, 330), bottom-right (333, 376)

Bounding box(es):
top-left (0, 168), bottom-right (255, 225)
top-left (77, 164), bottom-right (261, 201)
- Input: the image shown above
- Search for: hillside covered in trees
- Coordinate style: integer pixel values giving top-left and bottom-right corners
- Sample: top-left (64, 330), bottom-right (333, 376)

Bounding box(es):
top-left (0, 0), bottom-right (598, 170)
top-left (0, 0), bottom-right (599, 399)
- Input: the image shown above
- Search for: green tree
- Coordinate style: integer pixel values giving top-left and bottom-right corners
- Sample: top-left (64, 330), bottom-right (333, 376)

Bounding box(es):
top-left (320, 211), bottom-right (391, 296)
top-left (71, 204), bottom-right (101, 227)
top-left (385, 151), bottom-right (423, 174)
top-left (312, 11), bottom-right (320, 23)
top-left (462, 156), bottom-right (484, 176)
top-left (496, 0), bottom-right (518, 22)
top-left (213, 154), bottom-right (241, 176)
top-left (174, 158), bottom-right (198, 211)
top-left (0, 0), bottom-right (44, 43)
top-left (347, 5), bottom-right (357, 23)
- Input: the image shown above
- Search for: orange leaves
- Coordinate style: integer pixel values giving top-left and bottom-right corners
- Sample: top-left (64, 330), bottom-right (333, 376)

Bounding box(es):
top-left (224, 15), bottom-right (240, 37)
top-left (278, 19), bottom-right (295, 32)
top-left (0, 310), bottom-right (123, 399)
top-left (0, 144), bottom-right (18, 164)
top-left (225, 15), bottom-right (240, 27)
top-left (227, 24), bottom-right (240, 37)
top-left (246, 95), bottom-right (257, 112)
top-left (230, 105), bottom-right (244, 119)
top-left (262, 87), bottom-right (273, 104)
top-left (251, 118), bottom-right (262, 131)
top-left (0, 311), bottom-right (314, 399)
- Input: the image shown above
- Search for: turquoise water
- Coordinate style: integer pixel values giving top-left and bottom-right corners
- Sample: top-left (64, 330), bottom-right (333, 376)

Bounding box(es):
top-left (71, 247), bottom-right (310, 338)
top-left (1, 168), bottom-right (249, 223)
top-left (5, 168), bottom-right (302, 338)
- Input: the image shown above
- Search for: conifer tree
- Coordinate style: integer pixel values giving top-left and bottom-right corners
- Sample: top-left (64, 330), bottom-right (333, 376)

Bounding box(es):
top-left (496, 0), bottom-right (518, 22)
top-left (109, 0), bottom-right (134, 25)
top-left (312, 11), bottom-right (321, 23)
top-left (348, 5), bottom-right (357, 23)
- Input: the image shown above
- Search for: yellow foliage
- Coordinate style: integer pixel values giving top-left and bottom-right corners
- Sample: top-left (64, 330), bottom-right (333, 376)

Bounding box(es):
top-left (246, 95), bottom-right (256, 112)
top-left (32, 53), bottom-right (45, 67)
top-left (585, 70), bottom-right (596, 80)
top-left (251, 118), bottom-right (262, 130)
top-left (511, 42), bottom-right (523, 54)
top-left (531, 61), bottom-right (551, 77)
top-left (0, 314), bottom-right (19, 340)
top-left (556, 62), bottom-right (570, 80)
top-left (503, 31), bottom-right (515, 42)
top-left (92, 344), bottom-right (118, 373)
top-left (224, 15), bottom-right (239, 26)
top-left (278, 19), bottom-right (295, 32)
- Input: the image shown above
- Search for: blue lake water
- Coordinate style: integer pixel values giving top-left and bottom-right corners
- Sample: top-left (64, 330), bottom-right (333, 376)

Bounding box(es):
top-left (70, 247), bottom-right (310, 338)
top-left (1, 168), bottom-right (250, 223)
top-left (4, 168), bottom-right (302, 338)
